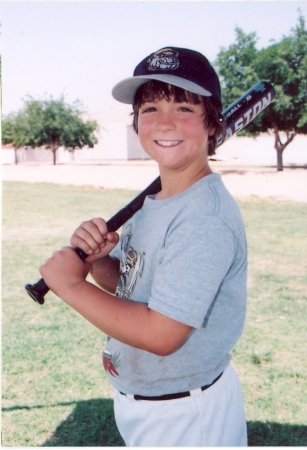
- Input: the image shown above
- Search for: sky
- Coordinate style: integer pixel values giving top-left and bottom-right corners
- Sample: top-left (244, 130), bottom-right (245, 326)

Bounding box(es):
top-left (1, 1), bottom-right (307, 116)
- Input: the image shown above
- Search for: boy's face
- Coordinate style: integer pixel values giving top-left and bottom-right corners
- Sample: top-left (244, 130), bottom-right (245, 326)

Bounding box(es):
top-left (137, 96), bottom-right (215, 173)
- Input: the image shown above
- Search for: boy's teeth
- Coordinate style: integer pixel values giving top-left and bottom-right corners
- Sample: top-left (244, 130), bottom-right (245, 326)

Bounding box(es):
top-left (157, 140), bottom-right (181, 147)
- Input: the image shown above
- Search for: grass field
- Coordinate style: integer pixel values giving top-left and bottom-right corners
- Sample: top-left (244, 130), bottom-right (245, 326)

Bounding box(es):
top-left (2, 180), bottom-right (307, 446)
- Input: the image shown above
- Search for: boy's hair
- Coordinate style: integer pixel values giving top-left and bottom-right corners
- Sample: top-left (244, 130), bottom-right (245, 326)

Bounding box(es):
top-left (132, 80), bottom-right (225, 156)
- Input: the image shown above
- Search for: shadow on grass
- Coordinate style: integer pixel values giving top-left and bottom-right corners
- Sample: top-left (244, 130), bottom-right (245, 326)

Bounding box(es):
top-left (41, 398), bottom-right (124, 447)
top-left (248, 421), bottom-right (307, 446)
top-left (35, 398), bottom-right (306, 447)
top-left (6, 399), bottom-right (304, 446)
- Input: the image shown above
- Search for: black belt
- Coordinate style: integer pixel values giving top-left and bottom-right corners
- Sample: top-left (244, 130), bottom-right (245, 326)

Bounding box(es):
top-left (120, 372), bottom-right (223, 401)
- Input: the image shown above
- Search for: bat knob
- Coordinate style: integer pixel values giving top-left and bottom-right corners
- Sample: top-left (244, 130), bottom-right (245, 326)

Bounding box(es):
top-left (25, 248), bottom-right (88, 305)
top-left (25, 279), bottom-right (49, 305)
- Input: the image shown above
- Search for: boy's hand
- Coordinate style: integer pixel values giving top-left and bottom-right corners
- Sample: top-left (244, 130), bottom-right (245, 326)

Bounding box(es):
top-left (70, 218), bottom-right (119, 263)
top-left (39, 246), bottom-right (89, 298)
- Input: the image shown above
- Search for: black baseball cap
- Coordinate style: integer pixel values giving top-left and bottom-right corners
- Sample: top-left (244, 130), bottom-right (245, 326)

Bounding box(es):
top-left (112, 47), bottom-right (222, 106)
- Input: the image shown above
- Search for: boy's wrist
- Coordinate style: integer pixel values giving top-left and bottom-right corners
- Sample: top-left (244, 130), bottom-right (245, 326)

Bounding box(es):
top-left (59, 279), bottom-right (92, 306)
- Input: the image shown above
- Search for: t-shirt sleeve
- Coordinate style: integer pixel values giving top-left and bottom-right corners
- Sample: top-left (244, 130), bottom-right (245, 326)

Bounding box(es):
top-left (148, 214), bottom-right (236, 329)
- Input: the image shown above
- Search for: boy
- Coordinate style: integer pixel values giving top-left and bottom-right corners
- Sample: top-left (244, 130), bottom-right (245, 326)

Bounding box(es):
top-left (40, 47), bottom-right (248, 446)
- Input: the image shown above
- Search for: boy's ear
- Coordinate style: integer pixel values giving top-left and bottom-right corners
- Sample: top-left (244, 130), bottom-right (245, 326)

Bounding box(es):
top-left (208, 127), bottom-right (216, 136)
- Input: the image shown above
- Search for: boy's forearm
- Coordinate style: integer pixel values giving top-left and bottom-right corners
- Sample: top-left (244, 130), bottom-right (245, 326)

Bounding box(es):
top-left (59, 280), bottom-right (192, 356)
top-left (38, 247), bottom-right (192, 355)
top-left (89, 255), bottom-right (120, 294)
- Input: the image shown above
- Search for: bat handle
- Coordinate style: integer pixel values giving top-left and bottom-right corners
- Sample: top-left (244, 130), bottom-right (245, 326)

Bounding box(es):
top-left (25, 247), bottom-right (88, 305)
top-left (26, 176), bottom-right (162, 305)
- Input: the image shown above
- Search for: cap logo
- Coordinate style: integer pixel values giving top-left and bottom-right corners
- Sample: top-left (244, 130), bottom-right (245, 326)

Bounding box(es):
top-left (147, 48), bottom-right (179, 71)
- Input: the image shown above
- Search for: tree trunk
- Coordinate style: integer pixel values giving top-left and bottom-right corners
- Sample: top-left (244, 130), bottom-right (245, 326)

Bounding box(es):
top-left (14, 148), bottom-right (19, 165)
top-left (52, 146), bottom-right (59, 165)
top-left (272, 125), bottom-right (296, 171)
top-left (276, 148), bottom-right (283, 171)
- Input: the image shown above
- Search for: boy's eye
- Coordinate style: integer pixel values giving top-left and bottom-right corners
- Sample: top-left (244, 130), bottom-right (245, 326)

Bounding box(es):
top-left (178, 106), bottom-right (193, 112)
top-left (141, 106), bottom-right (156, 113)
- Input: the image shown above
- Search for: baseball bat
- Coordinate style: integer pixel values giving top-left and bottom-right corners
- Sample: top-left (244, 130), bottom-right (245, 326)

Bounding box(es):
top-left (25, 80), bottom-right (276, 304)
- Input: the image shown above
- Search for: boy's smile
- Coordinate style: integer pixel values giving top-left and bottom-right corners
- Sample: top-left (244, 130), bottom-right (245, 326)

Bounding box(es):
top-left (155, 140), bottom-right (183, 147)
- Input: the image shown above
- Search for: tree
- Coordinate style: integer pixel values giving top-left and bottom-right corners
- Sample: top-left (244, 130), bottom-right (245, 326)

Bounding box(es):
top-left (215, 14), bottom-right (307, 170)
top-left (59, 112), bottom-right (99, 160)
top-left (2, 116), bottom-right (18, 163)
top-left (26, 97), bottom-right (98, 165)
top-left (2, 112), bottom-right (33, 164)
top-left (2, 97), bottom-right (98, 165)
top-left (215, 26), bottom-right (259, 110)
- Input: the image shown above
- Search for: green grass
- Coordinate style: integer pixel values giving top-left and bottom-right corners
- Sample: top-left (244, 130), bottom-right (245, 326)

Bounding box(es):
top-left (234, 198), bottom-right (307, 445)
top-left (2, 181), bottom-right (307, 446)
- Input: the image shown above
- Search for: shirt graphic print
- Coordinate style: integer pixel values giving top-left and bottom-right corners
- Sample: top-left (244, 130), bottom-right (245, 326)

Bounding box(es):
top-left (103, 224), bottom-right (145, 377)
top-left (115, 224), bottom-right (145, 300)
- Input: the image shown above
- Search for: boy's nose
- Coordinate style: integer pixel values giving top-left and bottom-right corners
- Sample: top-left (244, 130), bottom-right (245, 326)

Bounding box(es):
top-left (157, 112), bottom-right (176, 130)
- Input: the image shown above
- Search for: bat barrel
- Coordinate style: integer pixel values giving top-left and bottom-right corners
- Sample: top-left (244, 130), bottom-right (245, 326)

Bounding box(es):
top-left (217, 81), bottom-right (276, 147)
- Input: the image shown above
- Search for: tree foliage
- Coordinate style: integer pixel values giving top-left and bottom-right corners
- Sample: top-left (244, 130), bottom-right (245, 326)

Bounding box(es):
top-left (215, 13), bottom-right (307, 170)
top-left (2, 112), bottom-right (34, 164)
top-left (2, 97), bottom-right (98, 165)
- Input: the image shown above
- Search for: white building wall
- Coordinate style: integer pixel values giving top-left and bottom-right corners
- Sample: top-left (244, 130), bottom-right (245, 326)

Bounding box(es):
top-left (77, 108), bottom-right (131, 160)
top-left (73, 122), bottom-right (128, 160)
top-left (217, 133), bottom-right (307, 167)
top-left (2, 148), bottom-right (16, 164)
top-left (127, 125), bottom-right (151, 160)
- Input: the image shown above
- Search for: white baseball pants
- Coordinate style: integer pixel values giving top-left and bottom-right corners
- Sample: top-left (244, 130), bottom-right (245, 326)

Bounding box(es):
top-left (113, 364), bottom-right (247, 446)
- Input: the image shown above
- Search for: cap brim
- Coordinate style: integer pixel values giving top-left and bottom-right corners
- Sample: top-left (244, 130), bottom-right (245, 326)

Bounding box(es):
top-left (112, 74), bottom-right (212, 104)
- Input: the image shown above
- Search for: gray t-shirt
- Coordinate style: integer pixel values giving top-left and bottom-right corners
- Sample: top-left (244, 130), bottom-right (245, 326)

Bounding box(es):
top-left (103, 173), bottom-right (247, 396)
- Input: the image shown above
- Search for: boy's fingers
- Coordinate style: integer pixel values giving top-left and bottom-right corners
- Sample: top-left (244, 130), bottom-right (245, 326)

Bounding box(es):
top-left (71, 218), bottom-right (109, 254)
top-left (74, 228), bottom-right (104, 253)
top-left (91, 218), bottom-right (109, 235)
top-left (77, 232), bottom-right (119, 264)
top-left (80, 219), bottom-right (108, 241)
top-left (106, 231), bottom-right (120, 244)
top-left (71, 227), bottom-right (119, 259)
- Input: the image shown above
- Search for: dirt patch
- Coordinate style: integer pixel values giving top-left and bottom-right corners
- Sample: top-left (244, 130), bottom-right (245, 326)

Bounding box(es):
top-left (2, 162), bottom-right (307, 203)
